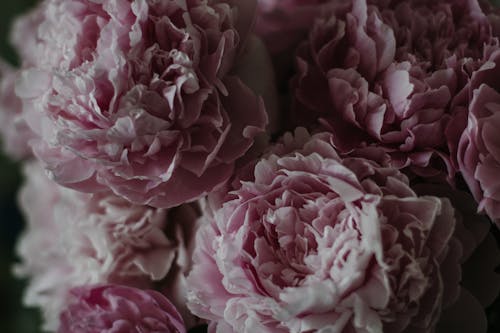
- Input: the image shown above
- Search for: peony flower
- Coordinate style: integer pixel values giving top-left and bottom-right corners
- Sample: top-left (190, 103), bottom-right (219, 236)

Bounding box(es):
top-left (58, 284), bottom-right (186, 333)
top-left (15, 0), bottom-right (268, 208)
top-left (186, 128), bottom-right (492, 333)
top-left (291, 0), bottom-right (495, 182)
top-left (455, 44), bottom-right (500, 227)
top-left (15, 162), bottom-right (200, 330)
top-left (0, 62), bottom-right (35, 159)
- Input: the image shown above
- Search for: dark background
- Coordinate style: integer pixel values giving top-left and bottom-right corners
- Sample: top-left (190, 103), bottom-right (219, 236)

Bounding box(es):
top-left (0, 1), bottom-right (499, 332)
top-left (1, 2), bottom-right (46, 332)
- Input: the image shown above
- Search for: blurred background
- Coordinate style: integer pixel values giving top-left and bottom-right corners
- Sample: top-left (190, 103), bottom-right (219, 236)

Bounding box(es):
top-left (0, 1), bottom-right (499, 333)
top-left (0, 2), bottom-right (43, 332)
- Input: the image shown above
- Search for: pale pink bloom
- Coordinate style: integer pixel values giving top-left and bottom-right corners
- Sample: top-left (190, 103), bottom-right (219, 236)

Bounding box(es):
top-left (0, 63), bottom-right (35, 159)
top-left (187, 129), bottom-right (488, 333)
top-left (15, 0), bottom-right (267, 208)
top-left (15, 162), bottom-right (200, 330)
top-left (455, 45), bottom-right (500, 227)
top-left (59, 284), bottom-right (186, 333)
top-left (292, 0), bottom-right (494, 182)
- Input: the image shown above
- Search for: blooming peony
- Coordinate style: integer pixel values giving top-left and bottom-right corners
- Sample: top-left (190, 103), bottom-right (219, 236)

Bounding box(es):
top-left (15, 162), bottom-right (200, 330)
top-left (59, 284), bottom-right (186, 333)
top-left (15, 0), bottom-right (268, 208)
top-left (291, 0), bottom-right (495, 181)
top-left (186, 129), bottom-right (494, 333)
top-left (0, 62), bottom-right (35, 159)
top-left (455, 44), bottom-right (500, 227)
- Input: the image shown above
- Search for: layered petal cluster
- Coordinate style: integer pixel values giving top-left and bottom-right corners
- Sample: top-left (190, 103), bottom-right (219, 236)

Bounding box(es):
top-left (15, 162), bottom-right (199, 330)
top-left (59, 284), bottom-right (186, 333)
top-left (15, 0), bottom-right (267, 208)
top-left (0, 63), bottom-right (35, 159)
top-left (292, 0), bottom-right (494, 181)
top-left (186, 129), bottom-right (480, 333)
top-left (456, 45), bottom-right (500, 227)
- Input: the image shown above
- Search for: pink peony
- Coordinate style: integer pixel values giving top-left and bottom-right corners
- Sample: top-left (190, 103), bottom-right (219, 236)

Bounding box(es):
top-left (0, 62), bottom-right (35, 159)
top-left (15, 162), bottom-right (200, 330)
top-left (59, 284), bottom-right (186, 333)
top-left (186, 128), bottom-right (491, 333)
top-left (15, 0), bottom-right (268, 208)
top-left (291, 0), bottom-right (494, 181)
top-left (455, 45), bottom-right (500, 227)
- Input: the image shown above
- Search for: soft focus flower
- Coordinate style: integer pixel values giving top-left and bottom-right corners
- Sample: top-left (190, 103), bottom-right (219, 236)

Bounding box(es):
top-left (15, 162), bottom-right (199, 330)
top-left (413, 184), bottom-right (500, 332)
top-left (187, 128), bottom-right (485, 333)
top-left (455, 45), bottom-right (500, 227)
top-left (0, 62), bottom-right (35, 159)
top-left (14, 0), bottom-right (268, 208)
top-left (255, 0), bottom-right (335, 55)
top-left (479, 0), bottom-right (500, 37)
top-left (9, 0), bottom-right (47, 68)
top-left (292, 0), bottom-right (495, 181)
top-left (254, 0), bottom-right (347, 91)
top-left (59, 284), bottom-right (186, 333)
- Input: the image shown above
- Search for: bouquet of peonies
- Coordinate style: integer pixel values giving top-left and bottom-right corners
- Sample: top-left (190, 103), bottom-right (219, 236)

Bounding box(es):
top-left (1, 0), bottom-right (500, 332)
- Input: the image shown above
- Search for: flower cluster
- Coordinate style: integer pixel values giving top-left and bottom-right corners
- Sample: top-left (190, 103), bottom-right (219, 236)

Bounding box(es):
top-left (0, 0), bottom-right (499, 332)
top-left (15, 162), bottom-right (199, 330)
top-left (291, 0), bottom-right (493, 181)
